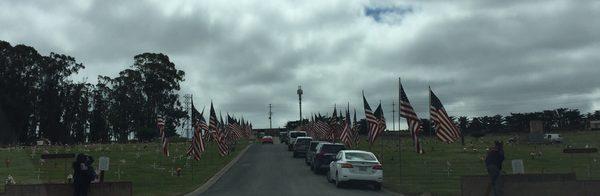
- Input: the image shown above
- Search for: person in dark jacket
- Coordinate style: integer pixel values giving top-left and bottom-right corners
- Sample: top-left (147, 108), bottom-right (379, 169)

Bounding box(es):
top-left (485, 141), bottom-right (505, 196)
top-left (73, 154), bottom-right (95, 196)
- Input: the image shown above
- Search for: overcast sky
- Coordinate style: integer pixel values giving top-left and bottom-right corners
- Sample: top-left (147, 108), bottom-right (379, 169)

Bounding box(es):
top-left (2, 0), bottom-right (600, 131)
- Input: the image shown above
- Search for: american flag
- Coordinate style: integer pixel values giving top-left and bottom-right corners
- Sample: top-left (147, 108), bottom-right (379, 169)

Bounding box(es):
top-left (340, 106), bottom-right (353, 148)
top-left (209, 103), bottom-right (229, 156)
top-left (364, 93), bottom-right (379, 147)
top-left (227, 115), bottom-right (243, 141)
top-left (219, 112), bottom-right (230, 156)
top-left (430, 88), bottom-right (461, 143)
top-left (314, 114), bottom-right (330, 140)
top-left (187, 101), bottom-right (206, 160)
top-left (374, 103), bottom-right (386, 141)
top-left (399, 82), bottom-right (423, 154)
top-left (157, 115), bottom-right (169, 157)
top-left (329, 106), bottom-right (338, 142)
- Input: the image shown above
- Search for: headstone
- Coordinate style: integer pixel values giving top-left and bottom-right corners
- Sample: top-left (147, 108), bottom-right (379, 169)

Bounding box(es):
top-left (98, 156), bottom-right (110, 171)
top-left (530, 121), bottom-right (544, 133)
top-left (512, 159), bottom-right (524, 174)
top-left (528, 120), bottom-right (545, 143)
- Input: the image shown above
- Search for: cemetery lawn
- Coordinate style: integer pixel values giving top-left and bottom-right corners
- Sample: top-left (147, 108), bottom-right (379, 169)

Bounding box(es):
top-left (0, 140), bottom-right (252, 196)
top-left (356, 131), bottom-right (600, 196)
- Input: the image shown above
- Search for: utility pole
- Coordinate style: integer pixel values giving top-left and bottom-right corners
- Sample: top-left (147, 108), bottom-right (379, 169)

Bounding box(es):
top-left (269, 104), bottom-right (273, 129)
top-left (297, 85), bottom-right (303, 128)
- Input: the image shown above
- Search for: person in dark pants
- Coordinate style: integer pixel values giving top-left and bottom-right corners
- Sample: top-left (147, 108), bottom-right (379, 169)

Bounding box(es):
top-left (485, 141), bottom-right (505, 196)
top-left (73, 154), bottom-right (96, 196)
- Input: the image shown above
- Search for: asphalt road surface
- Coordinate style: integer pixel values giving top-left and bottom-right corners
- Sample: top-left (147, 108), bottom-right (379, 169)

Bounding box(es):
top-left (200, 138), bottom-right (396, 196)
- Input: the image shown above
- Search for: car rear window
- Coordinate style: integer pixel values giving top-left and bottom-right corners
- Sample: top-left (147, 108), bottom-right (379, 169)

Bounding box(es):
top-left (345, 152), bottom-right (376, 161)
top-left (297, 139), bottom-right (311, 144)
top-left (290, 132), bottom-right (306, 138)
top-left (321, 145), bottom-right (345, 153)
top-left (309, 142), bottom-right (320, 151)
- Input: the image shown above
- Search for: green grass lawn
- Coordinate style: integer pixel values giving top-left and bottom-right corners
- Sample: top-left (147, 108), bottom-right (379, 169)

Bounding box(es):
top-left (355, 131), bottom-right (600, 196)
top-left (0, 140), bottom-right (251, 196)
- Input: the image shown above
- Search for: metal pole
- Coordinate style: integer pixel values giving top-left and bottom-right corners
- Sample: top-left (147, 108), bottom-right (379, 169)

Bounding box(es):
top-left (380, 100), bottom-right (384, 160)
top-left (269, 104), bottom-right (272, 129)
top-left (392, 101), bottom-right (396, 132)
top-left (297, 86), bottom-right (303, 128)
top-left (398, 77), bottom-right (402, 183)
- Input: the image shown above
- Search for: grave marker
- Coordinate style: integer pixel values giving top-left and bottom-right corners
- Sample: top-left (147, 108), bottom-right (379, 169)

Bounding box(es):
top-left (512, 159), bottom-right (524, 174)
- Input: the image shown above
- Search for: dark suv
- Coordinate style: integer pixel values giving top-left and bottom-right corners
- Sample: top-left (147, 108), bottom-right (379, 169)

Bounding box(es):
top-left (279, 132), bottom-right (288, 144)
top-left (293, 137), bottom-right (312, 158)
top-left (311, 143), bottom-right (345, 174)
top-left (305, 141), bottom-right (325, 166)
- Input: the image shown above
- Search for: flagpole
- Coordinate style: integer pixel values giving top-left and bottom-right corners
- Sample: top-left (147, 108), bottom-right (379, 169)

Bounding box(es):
top-left (379, 100), bottom-right (383, 161)
top-left (398, 77), bottom-right (402, 183)
top-left (429, 86), bottom-right (433, 137)
top-left (363, 90), bottom-right (371, 151)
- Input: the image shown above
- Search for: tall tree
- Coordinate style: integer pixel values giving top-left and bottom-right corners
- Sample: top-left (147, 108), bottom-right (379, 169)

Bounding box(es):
top-left (0, 42), bottom-right (42, 145)
top-left (90, 76), bottom-right (111, 143)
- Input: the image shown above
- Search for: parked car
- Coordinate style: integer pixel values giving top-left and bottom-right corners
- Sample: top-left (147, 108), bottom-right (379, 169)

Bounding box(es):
top-left (544, 133), bottom-right (563, 143)
top-left (279, 132), bottom-right (288, 144)
top-left (305, 141), bottom-right (326, 166)
top-left (287, 131), bottom-right (307, 151)
top-left (327, 150), bottom-right (383, 190)
top-left (261, 136), bottom-right (273, 144)
top-left (311, 143), bottom-right (345, 173)
top-left (293, 137), bottom-right (313, 158)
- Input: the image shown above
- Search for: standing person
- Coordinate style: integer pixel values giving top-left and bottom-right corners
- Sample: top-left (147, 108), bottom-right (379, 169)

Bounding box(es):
top-left (485, 141), bottom-right (505, 196)
top-left (72, 154), bottom-right (95, 196)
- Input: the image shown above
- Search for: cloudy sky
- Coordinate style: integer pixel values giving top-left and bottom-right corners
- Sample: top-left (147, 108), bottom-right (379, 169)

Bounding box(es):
top-left (2, 0), bottom-right (600, 130)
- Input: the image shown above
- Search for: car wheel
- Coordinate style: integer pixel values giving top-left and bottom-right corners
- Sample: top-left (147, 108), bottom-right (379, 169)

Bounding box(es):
top-left (335, 172), bottom-right (343, 188)
top-left (373, 182), bottom-right (382, 191)
top-left (327, 170), bottom-right (334, 183)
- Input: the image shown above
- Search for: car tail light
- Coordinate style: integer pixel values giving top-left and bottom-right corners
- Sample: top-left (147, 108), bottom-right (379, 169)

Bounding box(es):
top-left (341, 163), bottom-right (353, 168)
top-left (372, 164), bottom-right (383, 170)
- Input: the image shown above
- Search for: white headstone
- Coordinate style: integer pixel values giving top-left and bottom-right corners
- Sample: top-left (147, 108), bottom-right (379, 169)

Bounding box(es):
top-left (98, 156), bottom-right (110, 171)
top-left (512, 159), bottom-right (524, 174)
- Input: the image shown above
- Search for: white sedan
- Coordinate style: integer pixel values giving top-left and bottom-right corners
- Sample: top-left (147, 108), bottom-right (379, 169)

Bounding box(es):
top-left (327, 150), bottom-right (383, 190)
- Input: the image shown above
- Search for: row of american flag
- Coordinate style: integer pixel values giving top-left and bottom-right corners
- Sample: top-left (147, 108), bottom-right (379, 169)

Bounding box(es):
top-left (303, 78), bottom-right (461, 154)
top-left (157, 101), bottom-right (253, 160)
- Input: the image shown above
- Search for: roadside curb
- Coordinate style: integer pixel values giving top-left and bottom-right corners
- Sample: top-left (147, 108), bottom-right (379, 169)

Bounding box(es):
top-left (383, 188), bottom-right (404, 196)
top-left (185, 143), bottom-right (253, 196)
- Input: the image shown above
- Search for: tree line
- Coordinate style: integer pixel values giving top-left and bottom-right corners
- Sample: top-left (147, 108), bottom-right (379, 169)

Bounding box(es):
top-left (0, 40), bottom-right (186, 145)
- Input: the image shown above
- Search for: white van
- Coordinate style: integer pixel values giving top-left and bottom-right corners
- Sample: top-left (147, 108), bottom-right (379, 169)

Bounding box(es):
top-left (287, 131), bottom-right (307, 151)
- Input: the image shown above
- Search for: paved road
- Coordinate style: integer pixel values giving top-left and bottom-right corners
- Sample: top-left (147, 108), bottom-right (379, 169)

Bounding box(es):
top-left (200, 138), bottom-right (396, 196)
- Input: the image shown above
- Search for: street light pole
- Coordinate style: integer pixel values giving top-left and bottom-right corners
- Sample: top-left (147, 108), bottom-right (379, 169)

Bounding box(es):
top-left (297, 86), bottom-right (303, 128)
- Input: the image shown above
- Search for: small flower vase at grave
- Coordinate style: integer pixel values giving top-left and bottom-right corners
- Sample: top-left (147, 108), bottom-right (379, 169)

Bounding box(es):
top-left (5, 159), bottom-right (10, 168)
top-left (5, 175), bottom-right (16, 185)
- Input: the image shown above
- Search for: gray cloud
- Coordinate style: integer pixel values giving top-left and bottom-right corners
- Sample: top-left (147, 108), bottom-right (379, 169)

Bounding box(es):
top-left (1, 0), bottom-right (599, 131)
